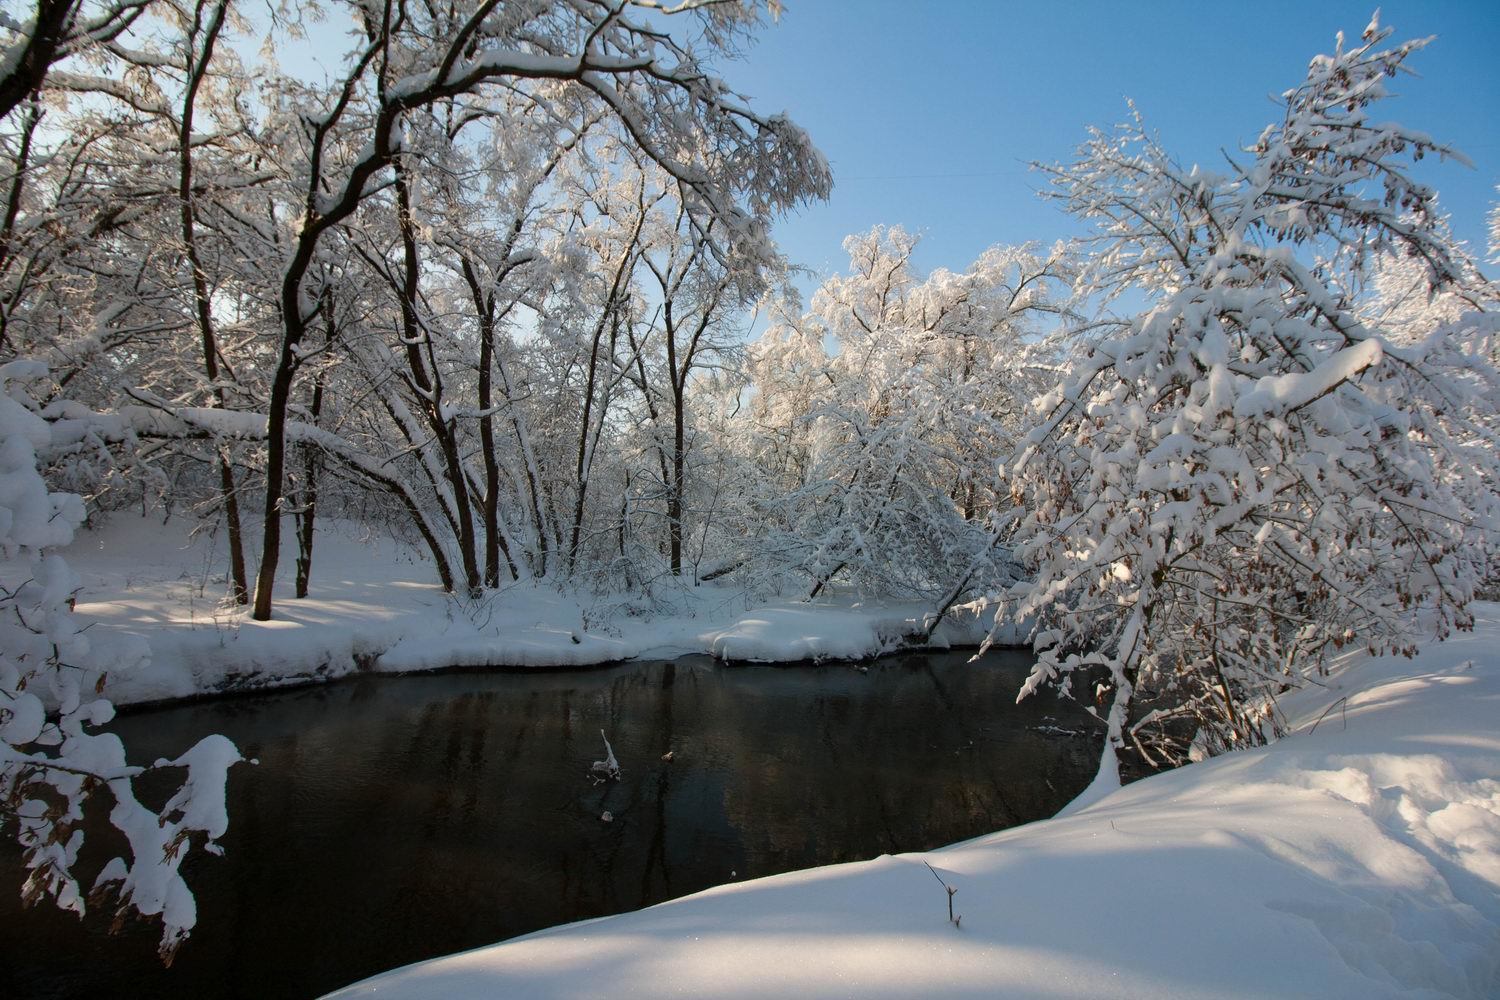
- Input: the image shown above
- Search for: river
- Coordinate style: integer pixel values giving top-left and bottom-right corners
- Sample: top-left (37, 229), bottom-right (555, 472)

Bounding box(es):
top-left (0, 648), bottom-right (1101, 999)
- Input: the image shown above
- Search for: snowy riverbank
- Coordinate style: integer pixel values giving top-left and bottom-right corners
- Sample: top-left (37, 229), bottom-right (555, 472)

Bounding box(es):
top-left (48, 514), bottom-right (1020, 707)
top-left (322, 606), bottom-right (1500, 999)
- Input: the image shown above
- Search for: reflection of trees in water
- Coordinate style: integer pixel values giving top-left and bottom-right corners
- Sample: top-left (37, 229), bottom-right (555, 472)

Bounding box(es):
top-left (607, 653), bottom-right (1102, 880)
top-left (0, 654), bottom-right (1100, 1000)
top-left (640, 661), bottom-right (676, 901)
top-left (515, 653), bottom-right (1105, 902)
top-left (710, 661), bottom-right (1079, 870)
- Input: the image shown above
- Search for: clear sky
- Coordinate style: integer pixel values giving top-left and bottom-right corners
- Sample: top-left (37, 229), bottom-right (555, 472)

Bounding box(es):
top-left (723, 0), bottom-right (1500, 285)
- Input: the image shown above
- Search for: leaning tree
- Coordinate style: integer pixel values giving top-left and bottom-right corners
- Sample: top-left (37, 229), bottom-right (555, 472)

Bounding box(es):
top-left (1005, 17), bottom-right (1500, 784)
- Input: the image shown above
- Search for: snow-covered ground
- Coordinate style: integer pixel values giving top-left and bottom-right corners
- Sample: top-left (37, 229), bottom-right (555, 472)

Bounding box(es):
top-left (322, 607), bottom-right (1500, 1000)
top-left (48, 514), bottom-right (1019, 706)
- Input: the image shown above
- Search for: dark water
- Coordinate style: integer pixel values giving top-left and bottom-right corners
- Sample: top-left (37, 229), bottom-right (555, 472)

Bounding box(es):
top-left (0, 649), bottom-right (1101, 999)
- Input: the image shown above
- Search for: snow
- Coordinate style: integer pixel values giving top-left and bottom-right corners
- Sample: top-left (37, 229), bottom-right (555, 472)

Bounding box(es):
top-left (1234, 338), bottom-right (1384, 417)
top-left (34, 514), bottom-right (1020, 707)
top-left (324, 606), bottom-right (1500, 1000)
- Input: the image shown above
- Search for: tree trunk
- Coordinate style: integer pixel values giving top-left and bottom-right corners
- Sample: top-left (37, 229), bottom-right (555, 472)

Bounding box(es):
top-left (461, 259), bottom-right (518, 587)
top-left (0, 97), bottom-right (42, 353)
top-left (568, 229), bottom-right (640, 572)
top-left (178, 0), bottom-right (248, 605)
top-left (668, 380), bottom-right (685, 576)
top-left (252, 337), bottom-right (298, 620)
top-left (0, 0), bottom-right (74, 123)
top-left (294, 368), bottom-right (324, 599)
top-left (393, 163), bottom-right (481, 596)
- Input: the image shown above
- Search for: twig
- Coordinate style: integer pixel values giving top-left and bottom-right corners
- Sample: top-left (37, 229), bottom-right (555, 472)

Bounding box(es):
top-left (922, 861), bottom-right (959, 926)
top-left (1306, 695), bottom-right (1348, 735)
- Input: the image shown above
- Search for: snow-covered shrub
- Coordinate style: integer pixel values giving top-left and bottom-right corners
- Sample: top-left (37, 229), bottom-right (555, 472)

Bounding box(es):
top-left (1008, 17), bottom-right (1500, 772)
top-left (0, 361), bottom-right (240, 963)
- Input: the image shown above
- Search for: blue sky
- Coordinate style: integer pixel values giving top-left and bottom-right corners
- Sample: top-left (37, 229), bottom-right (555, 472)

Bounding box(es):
top-left (724, 1), bottom-right (1500, 283)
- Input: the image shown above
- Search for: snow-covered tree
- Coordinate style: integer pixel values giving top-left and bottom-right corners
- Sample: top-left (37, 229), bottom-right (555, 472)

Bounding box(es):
top-left (1, 361), bottom-right (240, 963)
top-left (245, 0), bottom-right (830, 620)
top-left (1007, 17), bottom-right (1500, 780)
top-left (744, 226), bottom-right (1072, 600)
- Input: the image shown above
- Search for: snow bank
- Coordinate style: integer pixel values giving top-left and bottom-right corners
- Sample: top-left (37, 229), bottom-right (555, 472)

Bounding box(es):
top-left (39, 515), bottom-right (1028, 707)
top-left (45, 517), bottom-right (437, 703)
top-left (324, 608), bottom-right (1500, 1000)
top-left (699, 598), bottom-right (1021, 662)
top-left (378, 632), bottom-right (635, 671)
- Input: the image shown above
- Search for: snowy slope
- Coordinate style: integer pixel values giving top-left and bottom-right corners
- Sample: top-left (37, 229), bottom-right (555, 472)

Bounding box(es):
top-left (44, 515), bottom-right (1016, 706)
top-left (324, 607), bottom-right (1500, 1000)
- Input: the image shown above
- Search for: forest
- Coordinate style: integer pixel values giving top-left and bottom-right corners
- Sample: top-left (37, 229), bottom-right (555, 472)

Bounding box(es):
top-left (1, 1), bottom-right (1497, 994)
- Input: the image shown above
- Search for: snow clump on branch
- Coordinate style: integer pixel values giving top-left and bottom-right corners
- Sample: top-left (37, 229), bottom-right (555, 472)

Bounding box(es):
top-left (0, 362), bottom-right (242, 964)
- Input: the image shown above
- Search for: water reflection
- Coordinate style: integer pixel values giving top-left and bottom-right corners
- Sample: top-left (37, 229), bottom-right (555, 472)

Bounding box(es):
top-left (0, 648), bottom-right (1099, 999)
